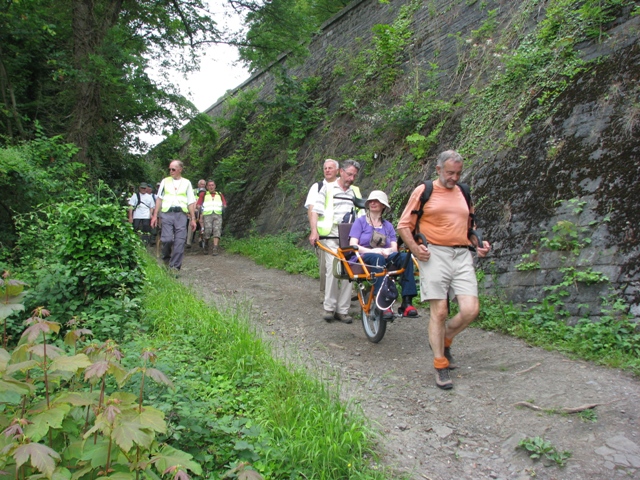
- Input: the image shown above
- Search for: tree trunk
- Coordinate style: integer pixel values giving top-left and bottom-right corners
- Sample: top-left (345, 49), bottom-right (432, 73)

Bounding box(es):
top-left (0, 46), bottom-right (25, 139)
top-left (68, 0), bottom-right (123, 168)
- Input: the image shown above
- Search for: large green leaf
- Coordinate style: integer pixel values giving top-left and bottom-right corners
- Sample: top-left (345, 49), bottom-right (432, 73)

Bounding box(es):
top-left (0, 389), bottom-right (22, 403)
top-left (111, 417), bottom-right (154, 452)
top-left (0, 377), bottom-right (35, 395)
top-left (106, 473), bottom-right (136, 480)
top-left (144, 368), bottom-right (173, 387)
top-left (80, 437), bottom-right (110, 468)
top-left (0, 292), bottom-right (26, 320)
top-left (6, 359), bottom-right (38, 375)
top-left (26, 404), bottom-right (72, 442)
top-left (13, 442), bottom-right (61, 478)
top-left (50, 354), bottom-right (91, 373)
top-left (52, 466), bottom-right (72, 480)
top-left (0, 347), bottom-right (11, 370)
top-left (151, 445), bottom-right (202, 476)
top-left (137, 407), bottom-right (166, 434)
top-left (54, 391), bottom-right (99, 407)
top-left (108, 391), bottom-right (137, 406)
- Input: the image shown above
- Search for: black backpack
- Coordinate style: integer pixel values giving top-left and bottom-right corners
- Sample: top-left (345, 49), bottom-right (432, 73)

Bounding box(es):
top-left (134, 192), bottom-right (155, 211)
top-left (410, 180), bottom-right (481, 249)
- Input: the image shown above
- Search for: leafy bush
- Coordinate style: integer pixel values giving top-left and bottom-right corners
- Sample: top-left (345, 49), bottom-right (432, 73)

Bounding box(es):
top-left (0, 308), bottom-right (202, 480)
top-left (0, 133), bottom-right (84, 248)
top-left (20, 184), bottom-right (144, 342)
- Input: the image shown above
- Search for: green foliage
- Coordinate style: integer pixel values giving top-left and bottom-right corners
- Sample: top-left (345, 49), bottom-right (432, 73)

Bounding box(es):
top-left (142, 257), bottom-right (387, 478)
top-left (0, 271), bottom-right (27, 348)
top-left (471, 8), bottom-right (498, 42)
top-left (235, 0), bottom-right (350, 71)
top-left (0, 308), bottom-right (201, 480)
top-left (339, 0), bottom-right (421, 111)
top-left (515, 249), bottom-right (540, 271)
top-left (0, 134), bottom-right (84, 247)
top-left (477, 287), bottom-right (640, 374)
top-left (213, 75), bottom-right (325, 193)
top-left (517, 437), bottom-right (572, 467)
top-left (457, 0), bottom-right (630, 160)
top-left (17, 184), bottom-right (144, 342)
top-left (217, 88), bottom-right (261, 134)
top-left (226, 232), bottom-right (319, 277)
top-left (539, 220), bottom-right (590, 254)
top-left (405, 121), bottom-right (445, 159)
top-left (577, 409), bottom-right (598, 422)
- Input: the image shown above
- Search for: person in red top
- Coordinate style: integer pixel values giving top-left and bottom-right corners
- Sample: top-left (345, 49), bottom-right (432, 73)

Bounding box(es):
top-left (398, 150), bottom-right (491, 390)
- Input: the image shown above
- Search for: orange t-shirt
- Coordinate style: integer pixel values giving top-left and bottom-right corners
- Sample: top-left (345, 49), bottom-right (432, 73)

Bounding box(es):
top-left (397, 182), bottom-right (469, 246)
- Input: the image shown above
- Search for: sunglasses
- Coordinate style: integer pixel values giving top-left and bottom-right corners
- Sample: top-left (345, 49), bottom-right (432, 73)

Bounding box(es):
top-left (169, 168), bottom-right (177, 171)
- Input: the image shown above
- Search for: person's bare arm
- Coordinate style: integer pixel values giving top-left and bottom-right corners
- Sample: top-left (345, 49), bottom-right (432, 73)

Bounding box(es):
top-left (150, 196), bottom-right (162, 228)
top-left (308, 210), bottom-right (319, 246)
top-left (398, 227), bottom-right (430, 262)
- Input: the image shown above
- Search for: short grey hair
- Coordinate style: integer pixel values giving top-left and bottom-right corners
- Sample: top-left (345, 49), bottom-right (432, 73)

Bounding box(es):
top-left (341, 159), bottom-right (361, 171)
top-left (324, 158), bottom-right (339, 169)
top-left (436, 150), bottom-right (463, 167)
top-left (170, 159), bottom-right (184, 169)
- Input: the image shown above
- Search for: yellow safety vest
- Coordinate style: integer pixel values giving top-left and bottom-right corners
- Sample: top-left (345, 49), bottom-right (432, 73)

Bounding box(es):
top-left (202, 192), bottom-right (223, 215)
top-left (317, 184), bottom-right (362, 236)
top-left (160, 177), bottom-right (189, 213)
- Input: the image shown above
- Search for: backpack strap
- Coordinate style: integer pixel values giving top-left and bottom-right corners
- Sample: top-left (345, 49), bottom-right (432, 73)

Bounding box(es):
top-left (410, 180), bottom-right (476, 246)
top-left (134, 192), bottom-right (142, 210)
top-left (410, 180), bottom-right (434, 244)
top-left (316, 180), bottom-right (323, 192)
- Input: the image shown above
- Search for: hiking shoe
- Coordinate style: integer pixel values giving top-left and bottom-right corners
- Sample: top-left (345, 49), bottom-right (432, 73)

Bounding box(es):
top-left (382, 308), bottom-right (394, 320)
top-left (444, 347), bottom-right (457, 370)
top-left (399, 305), bottom-right (418, 317)
top-left (323, 310), bottom-right (335, 322)
top-left (211, 246), bottom-right (220, 256)
top-left (428, 344), bottom-right (457, 370)
top-left (435, 368), bottom-right (453, 390)
top-left (334, 312), bottom-right (353, 324)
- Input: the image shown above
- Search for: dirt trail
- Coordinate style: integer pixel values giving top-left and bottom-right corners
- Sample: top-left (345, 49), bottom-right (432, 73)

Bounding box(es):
top-left (177, 250), bottom-right (640, 480)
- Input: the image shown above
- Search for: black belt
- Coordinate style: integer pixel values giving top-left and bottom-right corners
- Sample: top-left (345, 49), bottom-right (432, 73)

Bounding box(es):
top-left (431, 244), bottom-right (470, 249)
top-left (167, 206), bottom-right (184, 213)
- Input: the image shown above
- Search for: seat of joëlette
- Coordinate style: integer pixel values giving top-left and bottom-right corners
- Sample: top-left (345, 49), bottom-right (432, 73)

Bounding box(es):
top-left (337, 223), bottom-right (365, 276)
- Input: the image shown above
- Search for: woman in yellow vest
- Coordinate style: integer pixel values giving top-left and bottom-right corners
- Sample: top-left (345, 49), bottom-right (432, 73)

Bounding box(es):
top-left (199, 180), bottom-right (227, 255)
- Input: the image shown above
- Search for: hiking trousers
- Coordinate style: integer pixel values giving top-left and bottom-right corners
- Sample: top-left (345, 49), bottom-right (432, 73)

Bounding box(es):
top-left (160, 211), bottom-right (188, 269)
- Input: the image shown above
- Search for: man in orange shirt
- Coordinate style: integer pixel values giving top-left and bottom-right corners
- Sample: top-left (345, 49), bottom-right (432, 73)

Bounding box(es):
top-left (398, 150), bottom-right (491, 390)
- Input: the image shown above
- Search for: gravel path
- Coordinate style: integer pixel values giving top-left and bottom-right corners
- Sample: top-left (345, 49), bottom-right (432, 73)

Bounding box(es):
top-left (177, 249), bottom-right (640, 479)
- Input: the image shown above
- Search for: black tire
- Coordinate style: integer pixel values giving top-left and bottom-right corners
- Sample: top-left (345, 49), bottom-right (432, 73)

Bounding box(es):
top-left (361, 305), bottom-right (387, 343)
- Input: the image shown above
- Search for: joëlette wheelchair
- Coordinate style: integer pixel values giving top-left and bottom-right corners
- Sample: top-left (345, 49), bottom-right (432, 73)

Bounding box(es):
top-left (315, 217), bottom-right (413, 344)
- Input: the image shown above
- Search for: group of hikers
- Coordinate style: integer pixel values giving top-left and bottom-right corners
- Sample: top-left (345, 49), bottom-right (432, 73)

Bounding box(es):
top-left (127, 160), bottom-right (227, 270)
top-left (307, 151), bottom-right (491, 390)
top-left (130, 151), bottom-right (491, 390)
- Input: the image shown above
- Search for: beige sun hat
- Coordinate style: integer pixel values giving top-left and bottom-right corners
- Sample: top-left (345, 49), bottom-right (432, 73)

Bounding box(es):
top-left (365, 190), bottom-right (390, 210)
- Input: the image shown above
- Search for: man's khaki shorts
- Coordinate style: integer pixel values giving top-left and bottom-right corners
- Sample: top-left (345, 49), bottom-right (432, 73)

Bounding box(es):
top-left (417, 245), bottom-right (478, 301)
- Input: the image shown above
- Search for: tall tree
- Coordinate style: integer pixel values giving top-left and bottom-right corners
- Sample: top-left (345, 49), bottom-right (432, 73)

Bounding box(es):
top-left (0, 0), bottom-right (223, 179)
top-left (228, 0), bottom-right (350, 71)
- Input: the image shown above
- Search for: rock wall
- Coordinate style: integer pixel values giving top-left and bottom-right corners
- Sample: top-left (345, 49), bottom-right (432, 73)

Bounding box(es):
top-left (201, 0), bottom-right (640, 322)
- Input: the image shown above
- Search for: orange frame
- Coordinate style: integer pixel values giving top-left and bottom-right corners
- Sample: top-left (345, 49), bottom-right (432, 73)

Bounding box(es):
top-left (315, 240), bottom-right (407, 316)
